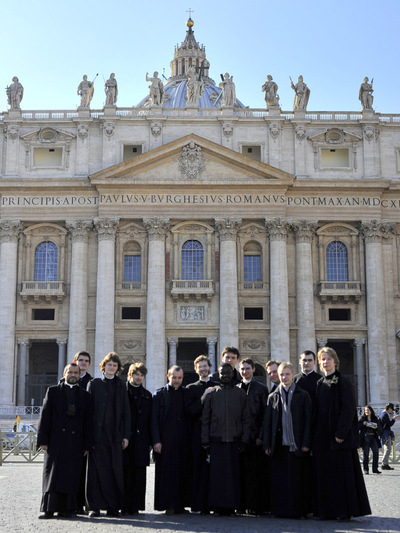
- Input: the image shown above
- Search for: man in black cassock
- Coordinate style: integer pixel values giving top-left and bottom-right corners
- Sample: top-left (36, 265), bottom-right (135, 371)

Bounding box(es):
top-left (202, 363), bottom-right (250, 516)
top-left (237, 358), bottom-right (269, 515)
top-left (37, 363), bottom-right (93, 519)
top-left (186, 355), bottom-right (217, 513)
top-left (152, 365), bottom-right (190, 514)
top-left (293, 350), bottom-right (320, 411)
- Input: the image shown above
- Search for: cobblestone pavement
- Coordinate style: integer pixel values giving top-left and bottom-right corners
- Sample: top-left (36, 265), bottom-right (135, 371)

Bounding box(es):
top-left (0, 461), bottom-right (399, 533)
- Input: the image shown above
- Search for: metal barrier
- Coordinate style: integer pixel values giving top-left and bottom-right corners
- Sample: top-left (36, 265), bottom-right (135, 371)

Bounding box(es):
top-left (0, 431), bottom-right (43, 465)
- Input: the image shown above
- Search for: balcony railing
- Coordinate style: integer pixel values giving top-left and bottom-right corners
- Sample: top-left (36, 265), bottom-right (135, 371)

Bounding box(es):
top-left (116, 282), bottom-right (147, 292)
top-left (238, 281), bottom-right (269, 292)
top-left (319, 281), bottom-right (362, 302)
top-left (20, 281), bottom-right (65, 302)
top-left (171, 280), bottom-right (214, 301)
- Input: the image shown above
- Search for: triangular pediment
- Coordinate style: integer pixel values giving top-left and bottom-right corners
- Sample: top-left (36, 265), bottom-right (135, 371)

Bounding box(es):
top-left (90, 134), bottom-right (294, 185)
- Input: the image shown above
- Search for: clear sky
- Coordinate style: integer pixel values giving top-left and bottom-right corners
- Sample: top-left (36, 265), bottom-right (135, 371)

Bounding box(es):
top-left (1, 0), bottom-right (399, 113)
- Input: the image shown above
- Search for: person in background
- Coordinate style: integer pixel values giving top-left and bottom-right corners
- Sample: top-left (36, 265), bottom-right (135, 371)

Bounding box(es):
top-left (358, 405), bottom-right (382, 474)
top-left (379, 402), bottom-right (399, 470)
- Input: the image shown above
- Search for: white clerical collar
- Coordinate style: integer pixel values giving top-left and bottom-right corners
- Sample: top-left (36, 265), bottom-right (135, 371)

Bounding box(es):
top-left (80, 372), bottom-right (87, 378)
top-left (302, 370), bottom-right (315, 376)
top-left (200, 377), bottom-right (211, 383)
top-left (243, 379), bottom-right (252, 384)
top-left (64, 382), bottom-right (78, 388)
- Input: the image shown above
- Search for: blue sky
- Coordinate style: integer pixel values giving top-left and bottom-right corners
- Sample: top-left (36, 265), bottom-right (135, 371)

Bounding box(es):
top-left (1, 0), bottom-right (399, 113)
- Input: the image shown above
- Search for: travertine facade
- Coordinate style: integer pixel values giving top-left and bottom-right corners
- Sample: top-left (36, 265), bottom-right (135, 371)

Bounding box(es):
top-left (1, 19), bottom-right (400, 407)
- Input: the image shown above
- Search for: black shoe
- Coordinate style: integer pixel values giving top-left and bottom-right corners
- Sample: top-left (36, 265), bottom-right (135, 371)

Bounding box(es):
top-left (373, 470), bottom-right (382, 474)
top-left (382, 464), bottom-right (394, 470)
top-left (165, 509), bottom-right (175, 515)
top-left (88, 510), bottom-right (100, 518)
top-left (38, 512), bottom-right (53, 520)
top-left (59, 512), bottom-right (76, 519)
top-left (106, 510), bottom-right (121, 517)
top-left (76, 508), bottom-right (86, 515)
top-left (364, 470), bottom-right (369, 474)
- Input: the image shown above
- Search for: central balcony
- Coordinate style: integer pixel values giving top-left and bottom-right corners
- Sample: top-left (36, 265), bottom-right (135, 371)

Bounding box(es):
top-left (20, 281), bottom-right (65, 302)
top-left (171, 280), bottom-right (214, 302)
top-left (319, 281), bottom-right (362, 303)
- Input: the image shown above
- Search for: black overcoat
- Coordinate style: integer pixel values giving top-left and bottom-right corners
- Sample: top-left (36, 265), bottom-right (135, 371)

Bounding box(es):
top-left (37, 383), bottom-right (93, 495)
top-left (124, 382), bottom-right (152, 467)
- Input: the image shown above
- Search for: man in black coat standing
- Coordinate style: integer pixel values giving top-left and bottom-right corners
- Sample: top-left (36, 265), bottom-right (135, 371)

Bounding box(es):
top-left (37, 363), bottom-right (93, 519)
top-left (152, 365), bottom-right (190, 515)
top-left (237, 358), bottom-right (269, 515)
top-left (186, 355), bottom-right (217, 513)
top-left (293, 350), bottom-right (320, 411)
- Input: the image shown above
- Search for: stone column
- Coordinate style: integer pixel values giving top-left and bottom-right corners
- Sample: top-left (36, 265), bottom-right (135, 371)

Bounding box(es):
top-left (207, 336), bottom-right (218, 372)
top-left (215, 217), bottom-right (241, 350)
top-left (265, 218), bottom-right (291, 362)
top-left (0, 220), bottom-right (22, 405)
top-left (57, 339), bottom-right (68, 381)
top-left (361, 221), bottom-right (392, 404)
top-left (354, 338), bottom-right (366, 406)
top-left (292, 220), bottom-right (317, 355)
top-left (17, 339), bottom-right (30, 406)
top-left (144, 217), bottom-right (170, 392)
top-left (66, 220), bottom-right (92, 360)
top-left (167, 337), bottom-right (178, 367)
top-left (94, 218), bottom-right (119, 374)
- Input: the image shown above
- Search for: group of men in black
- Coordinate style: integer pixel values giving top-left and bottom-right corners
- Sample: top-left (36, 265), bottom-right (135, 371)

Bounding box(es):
top-left (37, 346), bottom-right (371, 521)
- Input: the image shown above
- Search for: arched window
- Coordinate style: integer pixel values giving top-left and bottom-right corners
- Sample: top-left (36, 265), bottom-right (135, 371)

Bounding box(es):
top-left (244, 242), bottom-right (261, 282)
top-left (123, 242), bottom-right (141, 282)
top-left (181, 240), bottom-right (204, 280)
top-left (326, 241), bottom-right (348, 281)
top-left (34, 241), bottom-right (58, 281)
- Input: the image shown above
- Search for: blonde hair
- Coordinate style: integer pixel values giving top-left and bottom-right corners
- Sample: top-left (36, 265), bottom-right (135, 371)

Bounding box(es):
top-left (317, 347), bottom-right (340, 369)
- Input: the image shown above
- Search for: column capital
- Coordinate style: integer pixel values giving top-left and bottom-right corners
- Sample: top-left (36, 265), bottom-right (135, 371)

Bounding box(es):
top-left (265, 217), bottom-right (291, 241)
top-left (66, 219), bottom-right (93, 243)
top-left (167, 337), bottom-right (179, 346)
top-left (143, 217), bottom-right (170, 241)
top-left (316, 338), bottom-right (327, 349)
top-left (354, 338), bottom-right (366, 347)
top-left (0, 220), bottom-right (22, 244)
top-left (215, 217), bottom-right (242, 241)
top-left (207, 336), bottom-right (218, 345)
top-left (94, 217), bottom-right (119, 241)
top-left (292, 219), bottom-right (318, 243)
top-left (360, 220), bottom-right (396, 244)
top-left (17, 338), bottom-right (31, 348)
top-left (57, 338), bottom-right (68, 346)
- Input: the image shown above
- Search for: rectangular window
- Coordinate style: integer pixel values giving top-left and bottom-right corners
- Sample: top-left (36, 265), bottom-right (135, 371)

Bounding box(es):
top-left (32, 309), bottom-right (55, 320)
top-left (329, 308), bottom-right (351, 321)
top-left (123, 144), bottom-right (143, 161)
top-left (121, 307), bottom-right (141, 320)
top-left (241, 145), bottom-right (261, 162)
top-left (321, 148), bottom-right (349, 168)
top-left (33, 148), bottom-right (63, 167)
top-left (124, 256), bottom-right (141, 282)
top-left (244, 307), bottom-right (263, 320)
top-left (244, 255), bottom-right (261, 282)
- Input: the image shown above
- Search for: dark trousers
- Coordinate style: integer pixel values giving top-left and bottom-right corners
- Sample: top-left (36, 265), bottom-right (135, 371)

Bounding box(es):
top-left (362, 435), bottom-right (379, 473)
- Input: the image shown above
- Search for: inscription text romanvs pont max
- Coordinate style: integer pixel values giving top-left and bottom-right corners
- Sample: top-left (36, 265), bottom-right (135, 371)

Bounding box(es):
top-left (2, 193), bottom-right (400, 209)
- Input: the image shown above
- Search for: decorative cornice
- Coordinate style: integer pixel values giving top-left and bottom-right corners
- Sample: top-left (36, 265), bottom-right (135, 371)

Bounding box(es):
top-left (143, 217), bottom-right (170, 240)
top-left (265, 217), bottom-right (291, 241)
top-left (0, 220), bottom-right (22, 244)
top-left (215, 217), bottom-right (242, 241)
top-left (360, 220), bottom-right (396, 243)
top-left (94, 217), bottom-right (119, 240)
top-left (66, 220), bottom-right (93, 243)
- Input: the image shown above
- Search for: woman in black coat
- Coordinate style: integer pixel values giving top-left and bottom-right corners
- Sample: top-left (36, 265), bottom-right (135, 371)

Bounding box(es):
top-left (122, 362), bottom-right (152, 515)
top-left (358, 405), bottom-right (382, 475)
top-left (313, 347), bottom-right (371, 521)
top-left (263, 362), bottom-right (312, 518)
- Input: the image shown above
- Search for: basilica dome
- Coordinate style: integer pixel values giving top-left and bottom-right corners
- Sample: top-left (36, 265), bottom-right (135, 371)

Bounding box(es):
top-left (137, 18), bottom-right (246, 109)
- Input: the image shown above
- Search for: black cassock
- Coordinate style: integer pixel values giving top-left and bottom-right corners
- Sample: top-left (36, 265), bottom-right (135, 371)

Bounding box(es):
top-left (37, 383), bottom-right (93, 513)
top-left (152, 384), bottom-right (190, 512)
top-left (312, 371), bottom-right (371, 520)
top-left (122, 382), bottom-right (152, 513)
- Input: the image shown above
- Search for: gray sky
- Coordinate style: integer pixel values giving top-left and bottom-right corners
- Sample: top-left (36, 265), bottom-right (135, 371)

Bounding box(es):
top-left (1, 0), bottom-right (399, 113)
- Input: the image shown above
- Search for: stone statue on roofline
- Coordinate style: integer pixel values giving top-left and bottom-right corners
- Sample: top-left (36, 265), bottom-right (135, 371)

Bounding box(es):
top-left (219, 73), bottom-right (236, 107)
top-left (290, 75), bottom-right (310, 111)
top-left (186, 65), bottom-right (204, 105)
top-left (6, 77), bottom-right (24, 109)
top-left (262, 75), bottom-right (280, 108)
top-left (104, 73), bottom-right (118, 105)
top-left (146, 71), bottom-right (165, 106)
top-left (359, 77), bottom-right (374, 110)
top-left (77, 75), bottom-right (95, 108)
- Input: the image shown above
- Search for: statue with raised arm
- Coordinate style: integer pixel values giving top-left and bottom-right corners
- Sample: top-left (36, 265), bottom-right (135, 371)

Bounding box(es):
top-left (290, 75), bottom-right (310, 111)
top-left (104, 73), bottom-right (118, 105)
top-left (146, 71), bottom-right (164, 106)
top-left (6, 76), bottom-right (24, 109)
top-left (186, 66), bottom-right (204, 104)
top-left (219, 73), bottom-right (236, 107)
top-left (77, 75), bottom-right (94, 107)
top-left (262, 75), bottom-right (280, 107)
top-left (359, 77), bottom-right (374, 110)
